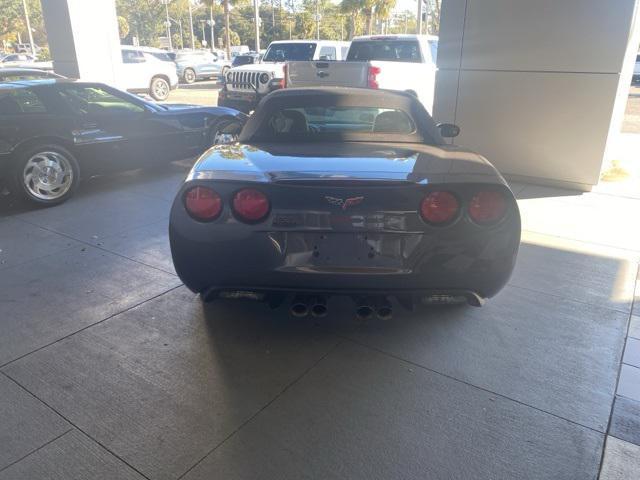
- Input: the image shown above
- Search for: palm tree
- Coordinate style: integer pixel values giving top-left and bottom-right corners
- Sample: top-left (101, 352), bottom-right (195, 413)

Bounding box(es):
top-left (362, 0), bottom-right (375, 35)
top-left (340, 0), bottom-right (362, 39)
top-left (373, 0), bottom-right (395, 34)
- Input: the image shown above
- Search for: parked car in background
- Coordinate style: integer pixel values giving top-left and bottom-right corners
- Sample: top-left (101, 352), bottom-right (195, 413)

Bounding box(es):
top-left (286, 35), bottom-right (438, 112)
top-left (219, 40), bottom-right (350, 112)
top-left (231, 52), bottom-right (261, 68)
top-left (0, 79), bottom-right (244, 205)
top-left (138, 46), bottom-right (176, 63)
top-left (120, 46), bottom-right (179, 101)
top-left (175, 50), bottom-right (231, 84)
top-left (171, 87), bottom-right (520, 314)
top-left (0, 53), bottom-right (53, 71)
top-left (0, 68), bottom-right (65, 81)
top-left (16, 43), bottom-right (40, 54)
top-left (633, 54), bottom-right (640, 84)
top-left (230, 45), bottom-right (250, 57)
top-left (1, 53), bottom-right (35, 65)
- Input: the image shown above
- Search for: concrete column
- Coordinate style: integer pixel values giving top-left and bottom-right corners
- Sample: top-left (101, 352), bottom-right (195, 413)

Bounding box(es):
top-left (434, 0), bottom-right (640, 190)
top-left (40, 0), bottom-right (122, 85)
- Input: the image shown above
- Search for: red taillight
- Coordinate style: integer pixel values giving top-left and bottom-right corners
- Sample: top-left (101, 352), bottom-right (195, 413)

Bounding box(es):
top-left (368, 66), bottom-right (381, 89)
top-left (468, 191), bottom-right (507, 224)
top-left (184, 186), bottom-right (222, 221)
top-left (232, 188), bottom-right (270, 223)
top-left (420, 191), bottom-right (459, 224)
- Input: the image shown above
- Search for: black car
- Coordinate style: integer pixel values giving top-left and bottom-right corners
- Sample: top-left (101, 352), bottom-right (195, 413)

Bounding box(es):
top-left (169, 87), bottom-right (521, 317)
top-left (0, 79), bottom-right (245, 205)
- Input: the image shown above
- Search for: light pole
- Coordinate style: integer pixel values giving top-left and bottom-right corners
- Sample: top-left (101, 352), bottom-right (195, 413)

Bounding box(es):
top-left (168, 16), bottom-right (184, 49)
top-left (416, 0), bottom-right (422, 35)
top-left (253, 0), bottom-right (260, 51)
top-left (160, 0), bottom-right (173, 50)
top-left (200, 19), bottom-right (207, 48)
top-left (314, 0), bottom-right (320, 40)
top-left (188, 0), bottom-right (195, 49)
top-left (209, 5), bottom-right (216, 50)
top-left (22, 0), bottom-right (36, 57)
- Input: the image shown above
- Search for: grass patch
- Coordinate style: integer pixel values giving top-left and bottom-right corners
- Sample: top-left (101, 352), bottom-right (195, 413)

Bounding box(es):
top-left (600, 160), bottom-right (631, 182)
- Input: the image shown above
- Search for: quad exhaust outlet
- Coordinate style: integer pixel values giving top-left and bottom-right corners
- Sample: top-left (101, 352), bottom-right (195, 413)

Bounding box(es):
top-left (355, 296), bottom-right (393, 321)
top-left (290, 295), bottom-right (330, 318)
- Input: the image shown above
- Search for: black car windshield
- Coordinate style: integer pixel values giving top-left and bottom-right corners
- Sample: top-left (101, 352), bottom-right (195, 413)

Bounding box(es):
top-left (259, 106), bottom-right (416, 142)
top-left (347, 41), bottom-right (422, 63)
top-left (262, 43), bottom-right (316, 62)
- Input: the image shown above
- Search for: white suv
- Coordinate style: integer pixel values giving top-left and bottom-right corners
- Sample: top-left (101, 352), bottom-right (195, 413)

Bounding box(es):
top-left (219, 40), bottom-right (350, 112)
top-left (119, 46), bottom-right (179, 101)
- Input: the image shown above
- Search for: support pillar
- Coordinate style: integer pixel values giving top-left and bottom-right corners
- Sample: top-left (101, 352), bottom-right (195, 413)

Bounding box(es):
top-left (434, 0), bottom-right (640, 190)
top-left (40, 0), bottom-right (122, 85)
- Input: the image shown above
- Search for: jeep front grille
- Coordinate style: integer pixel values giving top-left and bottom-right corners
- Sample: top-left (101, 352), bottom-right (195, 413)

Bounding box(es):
top-left (226, 71), bottom-right (260, 91)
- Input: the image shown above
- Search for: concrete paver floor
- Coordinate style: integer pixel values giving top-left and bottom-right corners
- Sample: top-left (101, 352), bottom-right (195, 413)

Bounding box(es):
top-left (0, 163), bottom-right (638, 479)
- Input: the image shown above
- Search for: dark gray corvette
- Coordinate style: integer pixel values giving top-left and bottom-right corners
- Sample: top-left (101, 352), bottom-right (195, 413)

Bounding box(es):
top-left (170, 88), bottom-right (521, 317)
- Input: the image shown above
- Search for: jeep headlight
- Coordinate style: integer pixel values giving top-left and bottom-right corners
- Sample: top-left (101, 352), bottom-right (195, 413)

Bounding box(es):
top-left (259, 73), bottom-right (270, 84)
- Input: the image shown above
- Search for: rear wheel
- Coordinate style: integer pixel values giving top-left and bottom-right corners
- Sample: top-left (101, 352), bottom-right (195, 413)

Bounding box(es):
top-left (150, 76), bottom-right (170, 101)
top-left (13, 144), bottom-right (79, 205)
top-left (183, 68), bottom-right (196, 84)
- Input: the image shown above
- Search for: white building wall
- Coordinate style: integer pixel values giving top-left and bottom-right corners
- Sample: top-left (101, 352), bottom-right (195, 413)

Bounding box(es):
top-left (434, 0), bottom-right (640, 190)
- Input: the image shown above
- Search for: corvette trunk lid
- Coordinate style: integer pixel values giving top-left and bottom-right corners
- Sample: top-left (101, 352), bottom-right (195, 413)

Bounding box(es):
top-left (190, 142), bottom-right (503, 186)
top-left (188, 142), bottom-right (511, 235)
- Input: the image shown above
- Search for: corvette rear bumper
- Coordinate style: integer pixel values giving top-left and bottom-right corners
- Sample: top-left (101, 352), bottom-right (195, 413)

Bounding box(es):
top-left (202, 285), bottom-right (486, 306)
top-left (169, 224), bottom-right (520, 302)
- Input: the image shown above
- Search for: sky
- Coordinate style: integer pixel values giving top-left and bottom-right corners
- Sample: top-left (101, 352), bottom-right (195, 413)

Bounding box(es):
top-left (394, 0), bottom-right (418, 14)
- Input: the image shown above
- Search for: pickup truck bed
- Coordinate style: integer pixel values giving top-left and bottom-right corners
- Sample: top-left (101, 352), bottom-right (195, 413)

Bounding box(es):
top-left (284, 35), bottom-right (438, 112)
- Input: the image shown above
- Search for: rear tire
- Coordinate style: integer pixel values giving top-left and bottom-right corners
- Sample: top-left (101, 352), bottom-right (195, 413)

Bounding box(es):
top-left (150, 76), bottom-right (170, 101)
top-left (183, 68), bottom-right (196, 84)
top-left (12, 144), bottom-right (79, 206)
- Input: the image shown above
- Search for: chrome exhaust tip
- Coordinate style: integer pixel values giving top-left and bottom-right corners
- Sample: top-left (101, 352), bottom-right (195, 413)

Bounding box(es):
top-left (310, 296), bottom-right (328, 318)
top-left (290, 296), bottom-right (310, 318)
top-left (355, 305), bottom-right (375, 321)
top-left (376, 299), bottom-right (392, 320)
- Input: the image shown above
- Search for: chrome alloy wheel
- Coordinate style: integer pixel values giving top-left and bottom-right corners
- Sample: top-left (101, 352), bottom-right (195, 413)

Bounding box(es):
top-left (153, 79), bottom-right (169, 99)
top-left (22, 151), bottom-right (74, 201)
top-left (213, 130), bottom-right (237, 145)
top-left (184, 69), bottom-right (196, 83)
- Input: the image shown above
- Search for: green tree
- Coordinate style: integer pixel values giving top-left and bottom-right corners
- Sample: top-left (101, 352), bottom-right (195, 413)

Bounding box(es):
top-left (117, 16), bottom-right (130, 39)
top-left (1, 0), bottom-right (47, 49)
top-left (340, 0), bottom-right (362, 39)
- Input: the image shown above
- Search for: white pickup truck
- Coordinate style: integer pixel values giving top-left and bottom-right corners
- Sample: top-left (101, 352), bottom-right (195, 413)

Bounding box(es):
top-left (285, 34), bottom-right (438, 112)
top-left (218, 39), bottom-right (350, 112)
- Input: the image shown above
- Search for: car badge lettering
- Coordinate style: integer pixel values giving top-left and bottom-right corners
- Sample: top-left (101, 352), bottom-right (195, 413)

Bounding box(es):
top-left (325, 196), bottom-right (364, 210)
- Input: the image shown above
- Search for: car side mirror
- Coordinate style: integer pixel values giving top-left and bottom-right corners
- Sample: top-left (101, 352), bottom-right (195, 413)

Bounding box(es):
top-left (437, 123), bottom-right (460, 138)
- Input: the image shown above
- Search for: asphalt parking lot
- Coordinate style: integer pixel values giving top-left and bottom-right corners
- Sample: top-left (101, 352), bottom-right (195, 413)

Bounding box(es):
top-left (162, 80), bottom-right (221, 106)
top-left (0, 159), bottom-right (639, 479)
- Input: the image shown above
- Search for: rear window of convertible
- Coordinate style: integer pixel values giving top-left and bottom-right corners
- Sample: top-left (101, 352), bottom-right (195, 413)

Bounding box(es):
top-left (264, 106), bottom-right (416, 139)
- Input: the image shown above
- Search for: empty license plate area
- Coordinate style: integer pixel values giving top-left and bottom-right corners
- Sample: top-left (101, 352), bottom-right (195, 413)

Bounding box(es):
top-left (283, 232), bottom-right (419, 269)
